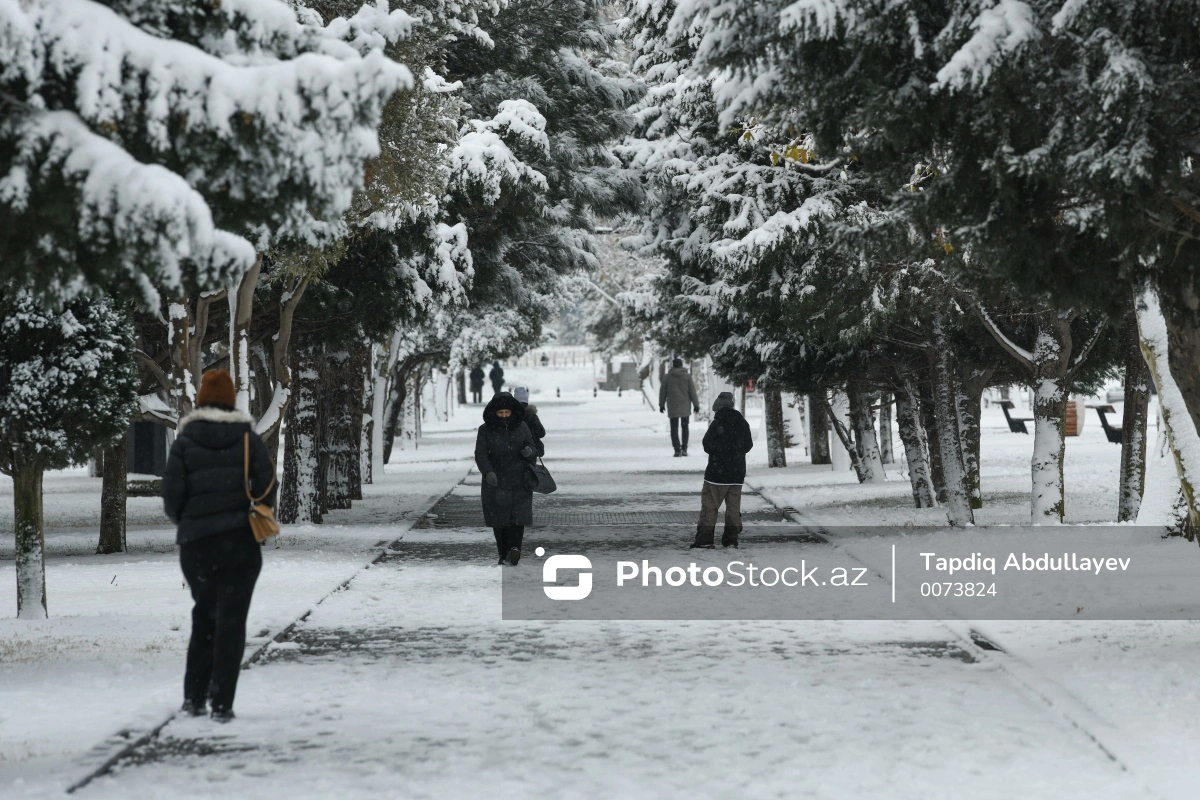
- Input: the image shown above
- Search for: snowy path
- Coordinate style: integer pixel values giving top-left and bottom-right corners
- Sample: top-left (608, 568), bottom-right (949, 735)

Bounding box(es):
top-left (63, 396), bottom-right (1164, 799)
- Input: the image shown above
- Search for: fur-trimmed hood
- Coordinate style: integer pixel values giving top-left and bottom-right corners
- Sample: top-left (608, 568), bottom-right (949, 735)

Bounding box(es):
top-left (178, 407), bottom-right (255, 431)
top-left (523, 403), bottom-right (538, 417)
top-left (483, 392), bottom-right (525, 430)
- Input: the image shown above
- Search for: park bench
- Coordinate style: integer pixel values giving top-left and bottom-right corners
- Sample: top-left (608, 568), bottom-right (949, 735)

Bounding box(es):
top-left (997, 400), bottom-right (1034, 434)
top-left (1087, 404), bottom-right (1123, 444)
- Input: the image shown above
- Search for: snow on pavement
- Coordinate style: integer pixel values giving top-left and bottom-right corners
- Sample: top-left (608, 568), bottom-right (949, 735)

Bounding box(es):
top-left (3, 377), bottom-right (1198, 798)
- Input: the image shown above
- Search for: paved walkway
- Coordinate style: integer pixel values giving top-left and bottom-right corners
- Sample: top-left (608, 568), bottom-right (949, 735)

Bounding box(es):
top-left (71, 397), bottom-right (1151, 799)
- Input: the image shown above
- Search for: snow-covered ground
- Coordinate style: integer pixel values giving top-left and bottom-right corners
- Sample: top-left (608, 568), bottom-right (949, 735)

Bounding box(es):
top-left (3, 367), bottom-right (1198, 798)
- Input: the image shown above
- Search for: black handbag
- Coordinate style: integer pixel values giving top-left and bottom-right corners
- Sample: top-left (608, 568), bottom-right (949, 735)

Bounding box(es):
top-left (530, 457), bottom-right (557, 494)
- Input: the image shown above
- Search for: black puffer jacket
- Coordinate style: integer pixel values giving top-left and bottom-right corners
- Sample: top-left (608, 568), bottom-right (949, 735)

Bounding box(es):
top-left (162, 408), bottom-right (277, 545)
top-left (474, 393), bottom-right (537, 526)
top-left (522, 402), bottom-right (546, 457)
top-left (702, 407), bottom-right (754, 484)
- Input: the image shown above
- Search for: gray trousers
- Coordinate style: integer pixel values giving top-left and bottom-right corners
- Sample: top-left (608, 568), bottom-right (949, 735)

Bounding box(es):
top-left (694, 481), bottom-right (742, 546)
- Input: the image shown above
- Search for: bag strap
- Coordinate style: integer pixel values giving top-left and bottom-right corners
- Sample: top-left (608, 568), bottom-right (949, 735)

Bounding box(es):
top-left (244, 432), bottom-right (277, 504)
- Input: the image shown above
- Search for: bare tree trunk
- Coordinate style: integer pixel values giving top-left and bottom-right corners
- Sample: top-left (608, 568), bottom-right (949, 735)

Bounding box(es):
top-left (1119, 307), bottom-right (1150, 522)
top-left (348, 341), bottom-right (367, 501)
top-left (12, 464), bottom-right (47, 619)
top-left (257, 275), bottom-right (309, 463)
top-left (361, 344), bottom-right (375, 487)
top-left (457, 369), bottom-right (467, 405)
top-left (1030, 314), bottom-right (1072, 524)
top-left (228, 258), bottom-right (261, 411)
top-left (168, 297), bottom-right (194, 420)
top-left (956, 369), bottom-right (991, 510)
top-left (1136, 288), bottom-right (1200, 537)
top-left (321, 350), bottom-right (355, 511)
top-left (878, 393), bottom-right (894, 464)
top-left (847, 387), bottom-right (884, 483)
top-left (895, 383), bottom-right (937, 508)
top-left (808, 392), bottom-right (831, 465)
top-left (764, 386), bottom-right (787, 468)
top-left (920, 380), bottom-right (947, 504)
top-left (280, 340), bottom-right (323, 525)
top-left (97, 432), bottom-right (129, 554)
top-left (930, 312), bottom-right (974, 526)
top-left (820, 393), bottom-right (867, 482)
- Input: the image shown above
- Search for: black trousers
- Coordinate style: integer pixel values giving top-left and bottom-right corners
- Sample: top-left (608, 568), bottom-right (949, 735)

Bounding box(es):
top-left (493, 525), bottom-right (525, 558)
top-left (670, 416), bottom-right (690, 450)
top-left (180, 528), bottom-right (262, 712)
top-left (471, 387), bottom-right (482, 403)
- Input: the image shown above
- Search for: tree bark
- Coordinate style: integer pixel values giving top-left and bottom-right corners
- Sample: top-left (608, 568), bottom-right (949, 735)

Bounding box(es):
top-left (321, 350), bottom-right (356, 511)
top-left (1136, 288), bottom-right (1200, 537)
top-left (257, 275), bottom-right (309, 464)
top-left (929, 312), bottom-right (975, 526)
top-left (764, 386), bottom-right (787, 468)
top-left (97, 432), bottom-right (129, 554)
top-left (279, 340), bottom-right (323, 525)
top-left (808, 393), bottom-right (831, 465)
top-left (12, 464), bottom-right (47, 619)
top-left (457, 369), bottom-right (467, 405)
top-left (1029, 314), bottom-right (1073, 524)
top-left (168, 297), bottom-right (195, 420)
top-left (895, 383), bottom-right (937, 508)
top-left (820, 393), bottom-right (867, 482)
top-left (919, 380), bottom-right (947, 504)
top-left (1119, 306), bottom-right (1150, 522)
top-left (878, 393), bottom-right (894, 464)
top-left (229, 258), bottom-right (262, 412)
top-left (956, 368), bottom-right (992, 510)
top-left (361, 344), bottom-right (376, 487)
top-left (847, 387), bottom-right (884, 482)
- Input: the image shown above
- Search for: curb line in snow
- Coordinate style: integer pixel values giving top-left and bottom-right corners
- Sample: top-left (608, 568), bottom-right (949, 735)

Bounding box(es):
top-left (65, 468), bottom-right (472, 795)
top-left (748, 480), bottom-right (1165, 796)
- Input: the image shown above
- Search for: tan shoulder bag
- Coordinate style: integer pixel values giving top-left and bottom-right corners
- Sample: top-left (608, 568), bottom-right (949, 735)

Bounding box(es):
top-left (244, 432), bottom-right (280, 542)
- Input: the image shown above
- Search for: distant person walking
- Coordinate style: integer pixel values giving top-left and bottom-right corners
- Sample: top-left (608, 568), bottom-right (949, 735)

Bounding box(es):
top-left (475, 392), bottom-right (538, 565)
top-left (691, 391), bottom-right (754, 549)
top-left (489, 360), bottom-right (505, 395)
top-left (659, 358), bottom-right (700, 457)
top-left (469, 365), bottom-right (486, 404)
top-left (162, 370), bottom-right (277, 722)
top-left (514, 386), bottom-right (546, 456)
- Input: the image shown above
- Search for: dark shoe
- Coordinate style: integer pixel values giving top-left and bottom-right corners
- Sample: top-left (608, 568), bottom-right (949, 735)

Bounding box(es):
top-left (508, 547), bottom-right (521, 566)
top-left (181, 700), bottom-right (206, 717)
top-left (211, 709), bottom-right (235, 723)
top-left (681, 447), bottom-right (688, 456)
top-left (689, 543), bottom-right (715, 549)
top-left (497, 556), bottom-right (506, 565)
top-left (722, 540), bottom-right (739, 549)
top-left (673, 448), bottom-right (682, 457)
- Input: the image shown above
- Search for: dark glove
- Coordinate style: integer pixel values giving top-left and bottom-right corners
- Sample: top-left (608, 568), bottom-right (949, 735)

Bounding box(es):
top-left (520, 445), bottom-right (534, 458)
top-left (693, 406), bottom-right (700, 414)
top-left (486, 472), bottom-right (498, 487)
top-left (659, 407), bottom-right (665, 414)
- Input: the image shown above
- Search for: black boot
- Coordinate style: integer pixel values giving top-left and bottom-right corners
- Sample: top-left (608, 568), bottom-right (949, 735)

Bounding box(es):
top-left (181, 699), bottom-right (206, 717)
top-left (673, 447), bottom-right (682, 457)
top-left (508, 547), bottom-right (521, 566)
top-left (681, 446), bottom-right (688, 457)
top-left (211, 708), bottom-right (235, 723)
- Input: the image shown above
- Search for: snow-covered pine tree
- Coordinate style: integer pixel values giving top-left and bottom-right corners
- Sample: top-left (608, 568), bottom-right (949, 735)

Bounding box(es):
top-left (0, 287), bottom-right (137, 618)
top-left (0, 0), bottom-right (415, 306)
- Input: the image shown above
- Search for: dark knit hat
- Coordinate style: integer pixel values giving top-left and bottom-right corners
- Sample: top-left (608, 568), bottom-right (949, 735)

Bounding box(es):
top-left (713, 391), bottom-right (735, 411)
top-left (196, 369), bottom-right (236, 409)
top-left (672, 357), bottom-right (683, 368)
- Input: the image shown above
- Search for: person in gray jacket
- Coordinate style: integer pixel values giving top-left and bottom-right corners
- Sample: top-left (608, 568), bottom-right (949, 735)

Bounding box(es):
top-left (659, 358), bottom-right (700, 457)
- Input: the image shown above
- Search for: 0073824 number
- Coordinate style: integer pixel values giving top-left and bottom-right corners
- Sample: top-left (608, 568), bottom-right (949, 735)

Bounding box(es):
top-left (920, 582), bottom-right (997, 598)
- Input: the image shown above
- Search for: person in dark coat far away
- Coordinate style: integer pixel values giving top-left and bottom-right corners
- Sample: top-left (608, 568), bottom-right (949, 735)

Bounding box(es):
top-left (659, 358), bottom-right (700, 457)
top-left (475, 392), bottom-right (538, 565)
top-left (162, 370), bottom-right (277, 722)
top-left (489, 360), bottom-right (505, 395)
top-left (469, 365), bottom-right (486, 404)
top-left (691, 391), bottom-right (754, 549)
top-left (513, 386), bottom-right (546, 457)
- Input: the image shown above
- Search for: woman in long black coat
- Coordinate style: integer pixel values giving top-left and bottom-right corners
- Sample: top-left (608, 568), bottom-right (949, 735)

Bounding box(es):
top-left (475, 392), bottom-right (537, 565)
top-left (162, 369), bottom-right (276, 723)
